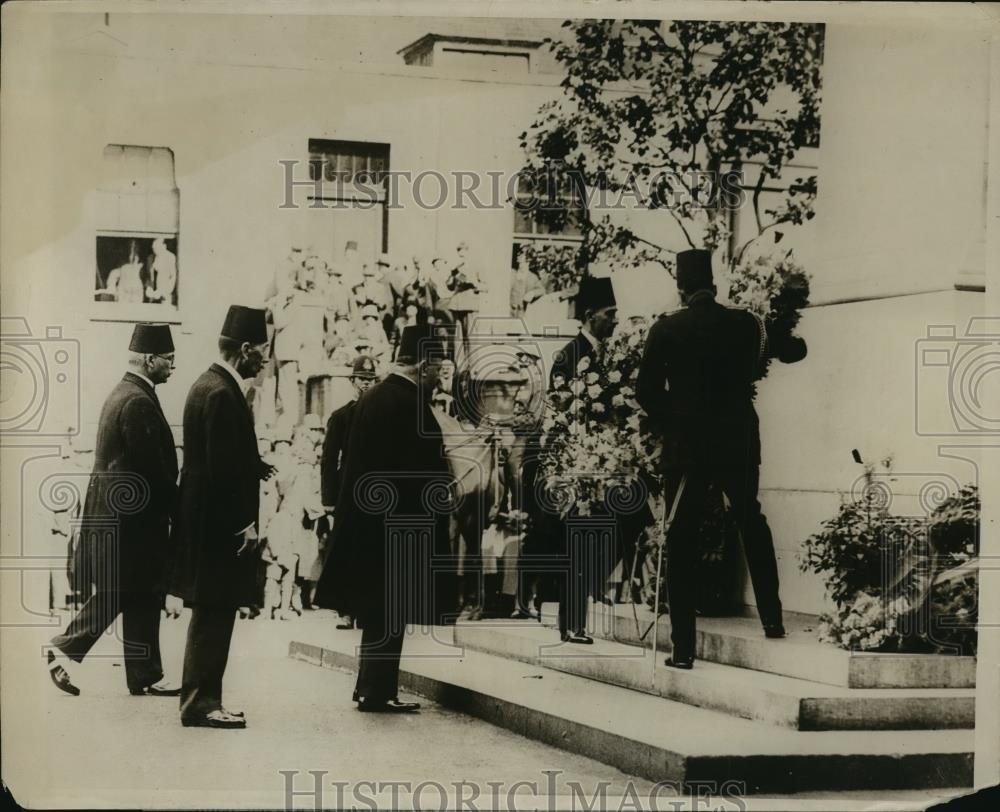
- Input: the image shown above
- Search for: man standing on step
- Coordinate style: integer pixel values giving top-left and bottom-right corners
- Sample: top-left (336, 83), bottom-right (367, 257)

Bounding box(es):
top-left (636, 249), bottom-right (807, 669)
top-left (47, 323), bottom-right (180, 698)
top-left (319, 353), bottom-right (377, 630)
top-left (315, 324), bottom-right (455, 712)
top-left (170, 305), bottom-right (275, 728)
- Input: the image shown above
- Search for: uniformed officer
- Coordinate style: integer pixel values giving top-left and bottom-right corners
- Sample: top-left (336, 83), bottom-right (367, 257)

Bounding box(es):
top-left (636, 249), bottom-right (807, 669)
top-left (320, 354), bottom-right (377, 630)
top-left (170, 305), bottom-right (275, 728)
top-left (314, 324), bottom-right (455, 712)
top-left (47, 323), bottom-right (179, 697)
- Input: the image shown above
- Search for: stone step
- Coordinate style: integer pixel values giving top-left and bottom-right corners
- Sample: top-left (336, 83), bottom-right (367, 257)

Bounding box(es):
top-left (538, 603), bottom-right (977, 689)
top-left (453, 621), bottom-right (974, 730)
top-left (288, 628), bottom-right (973, 794)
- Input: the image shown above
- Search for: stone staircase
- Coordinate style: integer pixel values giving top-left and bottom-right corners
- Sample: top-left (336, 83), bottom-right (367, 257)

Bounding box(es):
top-left (288, 604), bottom-right (975, 794)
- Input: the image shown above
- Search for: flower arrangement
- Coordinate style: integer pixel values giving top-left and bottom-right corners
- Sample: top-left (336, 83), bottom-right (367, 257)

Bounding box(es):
top-left (539, 318), bottom-right (661, 519)
top-left (801, 461), bottom-right (980, 654)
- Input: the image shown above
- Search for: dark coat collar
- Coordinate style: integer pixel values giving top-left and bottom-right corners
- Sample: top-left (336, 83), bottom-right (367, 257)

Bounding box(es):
top-left (209, 362), bottom-right (248, 402)
top-left (123, 371), bottom-right (156, 398)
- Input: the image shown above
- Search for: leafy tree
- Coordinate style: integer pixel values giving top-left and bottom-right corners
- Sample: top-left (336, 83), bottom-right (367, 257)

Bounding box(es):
top-left (518, 19), bottom-right (823, 291)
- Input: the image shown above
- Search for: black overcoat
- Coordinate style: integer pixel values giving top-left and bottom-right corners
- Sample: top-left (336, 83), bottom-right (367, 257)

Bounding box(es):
top-left (75, 372), bottom-right (178, 595)
top-left (320, 398), bottom-right (357, 509)
top-left (314, 374), bottom-right (456, 625)
top-left (549, 331), bottom-right (600, 388)
top-left (169, 364), bottom-right (268, 607)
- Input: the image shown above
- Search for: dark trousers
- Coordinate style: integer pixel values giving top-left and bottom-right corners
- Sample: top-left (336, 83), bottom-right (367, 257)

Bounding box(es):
top-left (180, 605), bottom-right (236, 719)
top-left (354, 610), bottom-right (405, 703)
top-left (662, 461), bottom-right (782, 659)
top-left (51, 590), bottom-right (163, 692)
top-left (557, 521), bottom-right (617, 637)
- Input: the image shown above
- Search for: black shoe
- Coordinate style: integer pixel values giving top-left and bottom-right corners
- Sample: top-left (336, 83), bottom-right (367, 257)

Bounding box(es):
top-left (560, 631), bottom-right (594, 645)
top-left (357, 697), bottom-right (421, 713)
top-left (664, 656), bottom-right (694, 670)
top-left (181, 709), bottom-right (246, 729)
top-left (47, 651), bottom-right (80, 696)
top-left (130, 681), bottom-right (181, 697)
top-left (764, 624), bottom-right (787, 639)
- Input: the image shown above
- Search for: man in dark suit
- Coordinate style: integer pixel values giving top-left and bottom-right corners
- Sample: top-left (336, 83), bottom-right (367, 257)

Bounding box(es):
top-left (319, 354), bottom-right (377, 630)
top-left (170, 306), bottom-right (275, 728)
top-left (637, 249), bottom-right (808, 669)
top-left (315, 324), bottom-right (455, 713)
top-left (47, 323), bottom-right (180, 697)
top-left (547, 277), bottom-right (654, 644)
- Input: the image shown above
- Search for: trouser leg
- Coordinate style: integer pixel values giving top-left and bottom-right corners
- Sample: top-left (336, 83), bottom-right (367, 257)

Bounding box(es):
top-left (354, 612), bottom-right (405, 703)
top-left (180, 605), bottom-right (236, 719)
top-left (662, 471), bottom-right (708, 660)
top-left (122, 592), bottom-right (165, 691)
top-left (50, 590), bottom-right (120, 663)
top-left (719, 461), bottom-right (783, 627)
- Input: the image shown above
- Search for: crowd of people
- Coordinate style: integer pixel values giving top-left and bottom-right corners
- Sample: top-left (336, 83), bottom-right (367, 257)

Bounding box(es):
top-left (45, 247), bottom-right (806, 724)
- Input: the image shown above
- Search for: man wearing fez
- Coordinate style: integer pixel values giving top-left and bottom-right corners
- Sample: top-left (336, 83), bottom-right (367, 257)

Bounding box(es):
top-left (315, 325), bottom-right (455, 713)
top-left (544, 276), bottom-right (650, 643)
top-left (171, 305), bottom-right (275, 728)
top-left (637, 249), bottom-right (808, 669)
top-left (47, 324), bottom-right (180, 697)
top-left (320, 354), bottom-right (377, 631)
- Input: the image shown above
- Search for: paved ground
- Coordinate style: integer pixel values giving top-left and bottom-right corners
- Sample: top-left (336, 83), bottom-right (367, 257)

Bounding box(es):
top-left (1, 609), bottom-right (969, 810)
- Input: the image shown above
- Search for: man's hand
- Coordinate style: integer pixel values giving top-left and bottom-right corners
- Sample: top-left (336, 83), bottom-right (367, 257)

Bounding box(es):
top-left (164, 594), bottom-right (184, 618)
top-left (237, 526), bottom-right (261, 556)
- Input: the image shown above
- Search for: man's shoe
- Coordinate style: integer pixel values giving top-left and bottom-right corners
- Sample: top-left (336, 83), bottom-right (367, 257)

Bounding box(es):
top-left (221, 707), bottom-right (246, 719)
top-left (47, 651), bottom-right (80, 696)
top-left (130, 681), bottom-right (181, 697)
top-left (560, 631), bottom-right (594, 645)
top-left (664, 656), bottom-right (694, 670)
top-left (764, 624), bottom-right (787, 639)
top-left (356, 697), bottom-right (420, 713)
top-left (181, 709), bottom-right (246, 729)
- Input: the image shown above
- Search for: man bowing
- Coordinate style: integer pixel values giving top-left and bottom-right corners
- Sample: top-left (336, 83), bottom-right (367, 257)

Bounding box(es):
top-left (171, 305), bottom-right (273, 729)
top-left (315, 324), bottom-right (455, 712)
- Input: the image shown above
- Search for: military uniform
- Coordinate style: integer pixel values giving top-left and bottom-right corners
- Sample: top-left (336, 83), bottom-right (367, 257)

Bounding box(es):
top-left (636, 250), bottom-right (807, 662)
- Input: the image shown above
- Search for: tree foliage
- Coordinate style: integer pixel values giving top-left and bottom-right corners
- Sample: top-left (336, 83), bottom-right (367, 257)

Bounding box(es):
top-left (519, 19), bottom-right (823, 283)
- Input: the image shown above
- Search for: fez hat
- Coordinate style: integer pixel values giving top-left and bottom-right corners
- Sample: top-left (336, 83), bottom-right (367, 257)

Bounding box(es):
top-left (675, 249), bottom-right (715, 292)
top-left (351, 354), bottom-right (377, 379)
top-left (344, 240), bottom-right (358, 251)
top-left (221, 305), bottom-right (268, 345)
top-left (396, 324), bottom-right (449, 365)
top-left (129, 323), bottom-right (174, 354)
top-left (573, 276), bottom-right (616, 321)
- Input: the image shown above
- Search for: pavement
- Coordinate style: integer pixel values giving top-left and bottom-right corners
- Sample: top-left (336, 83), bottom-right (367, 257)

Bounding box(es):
top-left (0, 608), bottom-right (970, 810)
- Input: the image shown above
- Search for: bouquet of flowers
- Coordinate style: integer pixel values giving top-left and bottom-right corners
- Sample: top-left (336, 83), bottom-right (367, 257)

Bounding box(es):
top-left (539, 319), bottom-right (661, 519)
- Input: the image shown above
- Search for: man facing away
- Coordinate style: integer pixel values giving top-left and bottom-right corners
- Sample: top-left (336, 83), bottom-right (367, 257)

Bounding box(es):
top-left (319, 353), bottom-right (377, 630)
top-left (315, 324), bottom-right (455, 712)
top-left (170, 305), bottom-right (275, 728)
top-left (636, 249), bottom-right (808, 669)
top-left (47, 323), bottom-right (180, 697)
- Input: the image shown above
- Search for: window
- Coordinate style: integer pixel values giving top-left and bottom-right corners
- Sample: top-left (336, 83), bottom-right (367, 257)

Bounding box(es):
top-left (511, 173), bottom-right (585, 270)
top-left (94, 145), bottom-right (179, 313)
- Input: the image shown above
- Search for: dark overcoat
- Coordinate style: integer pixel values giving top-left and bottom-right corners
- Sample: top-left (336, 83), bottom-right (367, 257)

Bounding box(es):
top-left (170, 364), bottom-right (268, 607)
top-left (320, 398), bottom-right (357, 509)
top-left (314, 374), bottom-right (456, 625)
top-left (75, 372), bottom-right (178, 595)
top-left (636, 294), bottom-right (807, 473)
